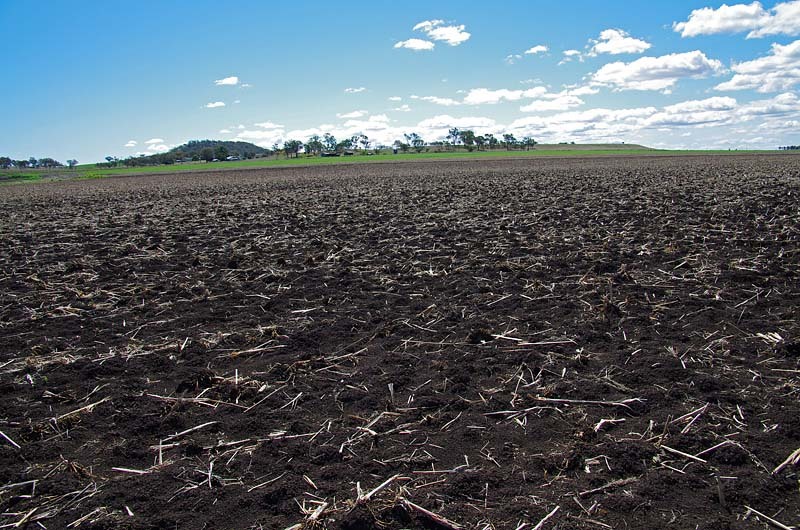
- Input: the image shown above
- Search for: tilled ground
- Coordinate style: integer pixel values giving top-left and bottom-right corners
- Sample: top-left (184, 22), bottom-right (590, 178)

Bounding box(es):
top-left (0, 155), bottom-right (799, 530)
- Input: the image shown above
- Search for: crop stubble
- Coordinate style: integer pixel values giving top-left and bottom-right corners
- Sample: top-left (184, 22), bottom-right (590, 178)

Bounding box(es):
top-left (0, 155), bottom-right (799, 529)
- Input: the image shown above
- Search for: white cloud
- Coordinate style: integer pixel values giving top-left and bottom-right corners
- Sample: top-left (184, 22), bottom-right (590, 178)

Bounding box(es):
top-left (393, 104), bottom-right (412, 112)
top-left (505, 54), bottom-right (522, 64)
top-left (254, 121), bottom-right (284, 129)
top-left (394, 38), bottom-right (435, 51)
top-left (462, 87), bottom-right (548, 105)
top-left (146, 143), bottom-right (170, 153)
top-left (411, 19), bottom-right (471, 46)
top-left (524, 45), bottom-right (549, 55)
top-left (214, 76), bottom-right (239, 86)
top-left (715, 39), bottom-right (800, 92)
top-left (205, 101), bottom-right (226, 108)
top-left (559, 49), bottom-right (584, 64)
top-left (233, 100), bottom-right (241, 104)
top-left (240, 83), bottom-right (252, 88)
top-left (588, 29), bottom-right (652, 55)
top-left (124, 140), bottom-right (137, 148)
top-left (520, 95), bottom-right (585, 112)
top-left (417, 114), bottom-right (497, 130)
top-left (674, 1), bottom-right (800, 38)
top-left (144, 138), bottom-right (164, 145)
top-left (591, 50), bottom-right (725, 91)
top-left (410, 94), bottom-right (462, 106)
top-left (337, 110), bottom-right (368, 119)
top-left (219, 129), bottom-right (232, 134)
top-left (388, 96), bottom-right (403, 101)
top-left (344, 87), bottom-right (367, 93)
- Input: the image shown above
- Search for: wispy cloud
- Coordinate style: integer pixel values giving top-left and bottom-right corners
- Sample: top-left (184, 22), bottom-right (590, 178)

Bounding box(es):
top-left (214, 76), bottom-right (239, 86)
top-left (394, 38), bottom-right (435, 51)
top-left (344, 87), bottom-right (366, 93)
top-left (524, 45), bottom-right (549, 55)
top-left (205, 101), bottom-right (226, 108)
top-left (337, 110), bottom-right (368, 119)
top-left (124, 140), bottom-right (137, 148)
top-left (144, 138), bottom-right (164, 144)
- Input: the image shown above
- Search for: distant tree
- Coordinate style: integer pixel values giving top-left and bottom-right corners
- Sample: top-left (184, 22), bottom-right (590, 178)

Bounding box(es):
top-left (28, 157), bottom-right (38, 168)
top-left (486, 133), bottom-right (499, 150)
top-left (358, 134), bottom-right (370, 151)
top-left (214, 146), bottom-right (229, 160)
top-left (404, 133), bottom-right (425, 153)
top-left (38, 158), bottom-right (63, 168)
top-left (394, 139), bottom-right (410, 153)
top-left (522, 136), bottom-right (537, 150)
top-left (200, 147), bottom-right (215, 162)
top-left (474, 135), bottom-right (486, 151)
top-left (306, 135), bottom-right (323, 156)
top-left (283, 140), bottom-right (303, 158)
top-left (459, 130), bottom-right (476, 152)
top-left (13, 159), bottom-right (29, 169)
top-left (339, 138), bottom-right (354, 151)
top-left (67, 159), bottom-right (78, 168)
top-left (502, 133), bottom-right (517, 150)
top-left (0, 157), bottom-right (11, 169)
top-left (447, 127), bottom-right (460, 149)
top-left (323, 133), bottom-right (338, 153)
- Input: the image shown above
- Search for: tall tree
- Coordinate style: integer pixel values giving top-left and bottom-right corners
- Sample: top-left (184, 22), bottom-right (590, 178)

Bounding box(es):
top-left (306, 135), bottom-right (323, 156)
top-left (323, 133), bottom-right (338, 153)
top-left (214, 146), bottom-right (229, 160)
top-left (404, 133), bottom-right (425, 153)
top-left (67, 159), bottom-right (78, 168)
top-left (447, 127), bottom-right (460, 149)
top-left (459, 130), bottom-right (476, 151)
top-left (283, 140), bottom-right (303, 158)
top-left (200, 147), bottom-right (214, 162)
top-left (502, 134), bottom-right (517, 150)
top-left (0, 157), bottom-right (11, 169)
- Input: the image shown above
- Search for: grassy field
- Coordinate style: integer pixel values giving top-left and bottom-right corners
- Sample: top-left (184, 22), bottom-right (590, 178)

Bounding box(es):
top-left (1, 146), bottom-right (790, 184)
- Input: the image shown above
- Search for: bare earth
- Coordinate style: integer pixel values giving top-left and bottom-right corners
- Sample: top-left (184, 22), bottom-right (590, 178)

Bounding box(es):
top-left (1, 155), bottom-right (799, 529)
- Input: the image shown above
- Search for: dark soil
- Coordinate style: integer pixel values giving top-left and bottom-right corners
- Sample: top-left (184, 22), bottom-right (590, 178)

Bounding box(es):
top-left (0, 155), bottom-right (799, 529)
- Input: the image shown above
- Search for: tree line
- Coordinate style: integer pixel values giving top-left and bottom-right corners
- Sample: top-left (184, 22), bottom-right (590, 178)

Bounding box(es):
top-left (778, 145), bottom-right (800, 150)
top-left (277, 128), bottom-right (538, 158)
top-left (0, 156), bottom-right (78, 169)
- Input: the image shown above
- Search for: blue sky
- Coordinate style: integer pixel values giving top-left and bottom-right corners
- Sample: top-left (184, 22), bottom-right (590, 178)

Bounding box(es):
top-left (2, 0), bottom-right (800, 162)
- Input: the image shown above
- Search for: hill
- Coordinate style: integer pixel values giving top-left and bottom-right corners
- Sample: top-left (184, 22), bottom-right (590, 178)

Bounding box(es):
top-left (171, 140), bottom-right (270, 159)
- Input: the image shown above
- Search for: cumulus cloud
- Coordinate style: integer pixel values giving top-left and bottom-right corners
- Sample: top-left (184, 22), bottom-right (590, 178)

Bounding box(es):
top-left (219, 129), bottom-right (232, 134)
top-left (214, 76), bottom-right (239, 86)
top-left (674, 0), bottom-right (800, 38)
top-left (144, 138), bottom-right (164, 145)
top-left (124, 140), bottom-right (137, 148)
top-left (205, 101), bottom-right (225, 108)
top-left (588, 29), bottom-right (652, 55)
top-left (590, 50), bottom-right (725, 91)
top-left (337, 110), bottom-right (368, 119)
top-left (254, 121), bottom-right (283, 129)
top-left (524, 45), bottom-right (549, 55)
top-left (394, 38), bottom-right (435, 51)
top-left (393, 104), bottom-right (412, 112)
top-left (410, 94), bottom-right (462, 106)
top-left (344, 87), bottom-right (366, 93)
top-left (504, 54), bottom-right (522, 64)
top-left (715, 39), bottom-right (800, 92)
top-left (388, 96), bottom-right (403, 101)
